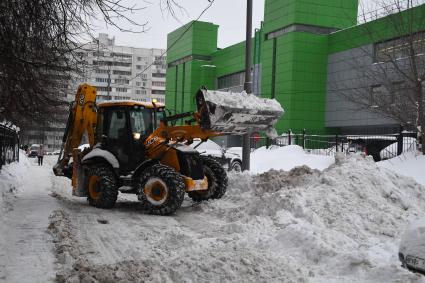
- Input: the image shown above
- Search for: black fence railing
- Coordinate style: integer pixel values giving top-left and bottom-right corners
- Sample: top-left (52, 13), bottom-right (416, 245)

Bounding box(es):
top-left (250, 129), bottom-right (418, 162)
top-left (0, 124), bottom-right (20, 170)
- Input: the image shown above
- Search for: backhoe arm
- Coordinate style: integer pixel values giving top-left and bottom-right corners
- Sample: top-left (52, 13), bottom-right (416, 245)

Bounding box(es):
top-left (53, 84), bottom-right (98, 176)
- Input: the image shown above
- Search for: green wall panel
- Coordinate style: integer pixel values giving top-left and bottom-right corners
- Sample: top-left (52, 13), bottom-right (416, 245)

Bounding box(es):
top-left (261, 32), bottom-right (330, 133)
top-left (212, 41), bottom-right (246, 78)
top-left (263, 0), bottom-right (358, 34)
top-left (167, 21), bottom-right (218, 64)
top-left (329, 4), bottom-right (425, 54)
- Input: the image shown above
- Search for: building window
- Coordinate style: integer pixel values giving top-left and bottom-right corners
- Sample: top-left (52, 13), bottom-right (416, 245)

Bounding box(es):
top-left (93, 60), bottom-right (113, 66)
top-left (370, 84), bottom-right (383, 106)
top-left (96, 77), bottom-right (109, 83)
top-left (152, 90), bottom-right (165, 95)
top-left (152, 73), bottom-right (166, 78)
top-left (96, 86), bottom-right (112, 92)
top-left (113, 96), bottom-right (130, 100)
top-left (114, 62), bottom-right (132, 67)
top-left (136, 82), bottom-right (141, 86)
top-left (95, 69), bottom-right (109, 74)
top-left (112, 52), bottom-right (132, 59)
top-left (115, 79), bottom-right (129, 84)
top-left (138, 74), bottom-right (147, 80)
top-left (390, 81), bottom-right (405, 104)
top-left (113, 70), bottom-right (131, 76)
top-left (374, 30), bottom-right (425, 62)
top-left (136, 90), bottom-right (147, 95)
top-left (153, 56), bottom-right (166, 66)
top-left (217, 71), bottom-right (245, 90)
top-left (152, 81), bottom-right (166, 87)
top-left (116, 87), bottom-right (128, 93)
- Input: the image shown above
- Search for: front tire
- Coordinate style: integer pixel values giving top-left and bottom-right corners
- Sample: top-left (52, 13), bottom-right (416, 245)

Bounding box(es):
top-left (188, 156), bottom-right (228, 202)
top-left (86, 164), bottom-right (118, 209)
top-left (137, 164), bottom-right (185, 215)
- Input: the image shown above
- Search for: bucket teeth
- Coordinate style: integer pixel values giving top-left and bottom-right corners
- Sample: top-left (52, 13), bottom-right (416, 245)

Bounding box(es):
top-left (196, 89), bottom-right (284, 137)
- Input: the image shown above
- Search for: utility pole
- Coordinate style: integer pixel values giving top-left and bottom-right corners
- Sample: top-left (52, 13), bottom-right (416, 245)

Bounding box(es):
top-left (242, 0), bottom-right (253, 171)
top-left (107, 68), bottom-right (111, 100)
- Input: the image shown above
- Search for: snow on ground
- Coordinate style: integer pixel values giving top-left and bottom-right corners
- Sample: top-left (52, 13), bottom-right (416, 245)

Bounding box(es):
top-left (251, 145), bottom-right (334, 174)
top-left (0, 153), bottom-right (58, 282)
top-left (2, 151), bottom-right (425, 282)
top-left (0, 151), bottom-right (29, 213)
top-left (47, 154), bottom-right (425, 282)
top-left (378, 151), bottom-right (425, 186)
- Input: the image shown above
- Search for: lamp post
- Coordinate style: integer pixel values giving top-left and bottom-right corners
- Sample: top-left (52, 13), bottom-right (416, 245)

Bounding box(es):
top-left (242, 0), bottom-right (253, 171)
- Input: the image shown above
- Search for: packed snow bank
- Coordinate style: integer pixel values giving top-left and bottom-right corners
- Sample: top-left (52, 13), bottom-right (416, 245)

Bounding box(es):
top-left (250, 145), bottom-right (334, 174)
top-left (225, 154), bottom-right (425, 282)
top-left (0, 152), bottom-right (30, 213)
top-left (378, 151), bottom-right (425, 186)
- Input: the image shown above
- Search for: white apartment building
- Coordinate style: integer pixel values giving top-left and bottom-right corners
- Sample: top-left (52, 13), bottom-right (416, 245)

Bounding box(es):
top-left (76, 33), bottom-right (166, 103)
top-left (21, 34), bottom-right (167, 152)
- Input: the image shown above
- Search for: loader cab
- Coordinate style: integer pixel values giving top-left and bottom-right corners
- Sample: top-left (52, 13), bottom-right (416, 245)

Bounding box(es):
top-left (96, 101), bottom-right (165, 173)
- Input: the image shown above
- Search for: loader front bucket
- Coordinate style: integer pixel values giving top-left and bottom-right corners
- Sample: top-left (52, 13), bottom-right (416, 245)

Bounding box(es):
top-left (196, 89), bottom-right (284, 138)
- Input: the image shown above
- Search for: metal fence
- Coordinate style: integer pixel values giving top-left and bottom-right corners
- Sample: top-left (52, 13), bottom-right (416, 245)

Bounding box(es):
top-left (250, 129), bottom-right (419, 162)
top-left (0, 124), bottom-right (20, 170)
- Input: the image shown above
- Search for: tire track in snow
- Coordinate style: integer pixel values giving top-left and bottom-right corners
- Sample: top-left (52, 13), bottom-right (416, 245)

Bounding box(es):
top-left (47, 176), bottom-right (302, 282)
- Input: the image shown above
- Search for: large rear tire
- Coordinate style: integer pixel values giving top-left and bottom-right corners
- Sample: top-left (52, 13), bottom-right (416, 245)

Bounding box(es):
top-left (137, 164), bottom-right (185, 215)
top-left (188, 156), bottom-right (228, 202)
top-left (86, 164), bottom-right (118, 209)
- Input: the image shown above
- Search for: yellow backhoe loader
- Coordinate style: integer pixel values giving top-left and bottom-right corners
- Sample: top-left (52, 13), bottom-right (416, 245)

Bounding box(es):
top-left (53, 84), bottom-right (283, 215)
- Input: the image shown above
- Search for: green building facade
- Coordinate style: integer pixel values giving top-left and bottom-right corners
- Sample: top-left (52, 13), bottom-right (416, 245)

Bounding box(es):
top-left (166, 1), bottom-right (425, 135)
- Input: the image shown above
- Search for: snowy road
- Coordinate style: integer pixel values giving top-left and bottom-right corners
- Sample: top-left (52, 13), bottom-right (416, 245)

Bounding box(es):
top-left (1, 154), bottom-right (425, 282)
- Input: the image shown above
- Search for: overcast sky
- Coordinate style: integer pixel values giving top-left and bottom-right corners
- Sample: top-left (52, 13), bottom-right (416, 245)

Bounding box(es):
top-left (94, 0), bottom-right (377, 49)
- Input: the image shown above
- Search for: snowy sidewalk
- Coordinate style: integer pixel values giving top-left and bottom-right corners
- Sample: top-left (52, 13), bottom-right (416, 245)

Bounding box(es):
top-left (0, 159), bottom-right (58, 283)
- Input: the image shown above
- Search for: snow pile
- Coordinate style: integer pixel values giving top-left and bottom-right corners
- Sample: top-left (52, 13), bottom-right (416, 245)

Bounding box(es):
top-left (0, 152), bottom-right (30, 213)
top-left (201, 89), bottom-right (284, 138)
top-left (48, 153), bottom-right (425, 282)
top-left (251, 145), bottom-right (334, 173)
top-left (379, 151), bottom-right (425, 186)
top-left (203, 89), bottom-right (284, 113)
top-left (221, 154), bottom-right (425, 282)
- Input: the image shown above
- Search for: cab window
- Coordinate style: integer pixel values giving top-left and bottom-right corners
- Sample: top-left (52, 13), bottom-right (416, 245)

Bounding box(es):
top-left (107, 110), bottom-right (127, 139)
top-left (129, 106), bottom-right (154, 137)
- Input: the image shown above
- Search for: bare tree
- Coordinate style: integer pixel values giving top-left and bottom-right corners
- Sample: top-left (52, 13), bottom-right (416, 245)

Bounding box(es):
top-left (333, 0), bottom-right (425, 154)
top-left (0, 0), bottom-right (182, 127)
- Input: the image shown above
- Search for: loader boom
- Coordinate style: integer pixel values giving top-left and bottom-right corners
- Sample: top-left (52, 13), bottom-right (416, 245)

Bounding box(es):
top-left (53, 84), bottom-right (97, 176)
